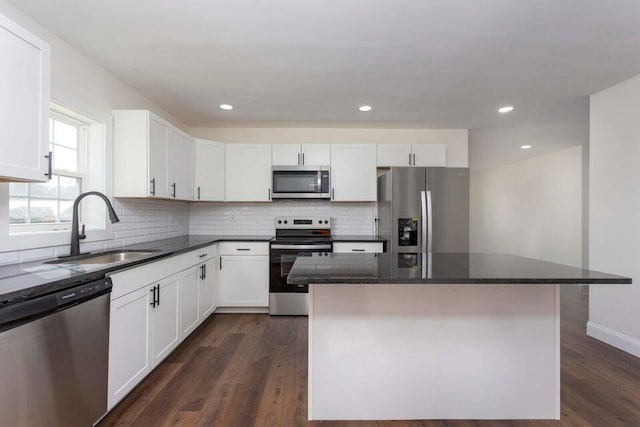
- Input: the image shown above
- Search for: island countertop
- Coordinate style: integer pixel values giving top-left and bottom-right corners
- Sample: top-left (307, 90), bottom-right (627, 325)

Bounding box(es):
top-left (287, 252), bottom-right (631, 285)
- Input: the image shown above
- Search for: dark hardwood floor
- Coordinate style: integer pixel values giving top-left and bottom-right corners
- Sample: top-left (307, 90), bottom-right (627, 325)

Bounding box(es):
top-left (99, 287), bottom-right (640, 427)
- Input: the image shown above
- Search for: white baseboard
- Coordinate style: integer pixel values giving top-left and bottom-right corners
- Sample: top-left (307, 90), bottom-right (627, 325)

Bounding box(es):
top-left (587, 321), bottom-right (640, 358)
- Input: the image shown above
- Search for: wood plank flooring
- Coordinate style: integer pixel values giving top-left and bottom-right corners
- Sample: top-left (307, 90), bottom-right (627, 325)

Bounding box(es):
top-left (99, 287), bottom-right (640, 427)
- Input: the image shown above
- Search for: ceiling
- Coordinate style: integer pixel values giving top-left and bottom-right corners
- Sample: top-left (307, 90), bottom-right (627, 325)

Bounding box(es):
top-left (10, 0), bottom-right (640, 129)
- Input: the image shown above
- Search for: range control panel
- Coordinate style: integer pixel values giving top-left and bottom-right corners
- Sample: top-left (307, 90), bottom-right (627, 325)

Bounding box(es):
top-left (275, 217), bottom-right (331, 229)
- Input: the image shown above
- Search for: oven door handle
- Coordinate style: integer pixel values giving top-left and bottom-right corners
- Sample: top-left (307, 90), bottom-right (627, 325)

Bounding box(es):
top-left (271, 244), bottom-right (332, 250)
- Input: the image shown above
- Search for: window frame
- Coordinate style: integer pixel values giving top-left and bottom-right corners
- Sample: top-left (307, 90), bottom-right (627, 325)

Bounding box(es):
top-left (9, 111), bottom-right (88, 233)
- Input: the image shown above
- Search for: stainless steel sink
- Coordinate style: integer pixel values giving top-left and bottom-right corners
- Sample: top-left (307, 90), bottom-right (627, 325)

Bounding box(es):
top-left (46, 250), bottom-right (160, 265)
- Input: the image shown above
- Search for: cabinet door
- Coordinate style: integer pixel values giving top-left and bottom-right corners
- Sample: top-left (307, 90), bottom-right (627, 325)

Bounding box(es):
top-left (194, 139), bottom-right (225, 201)
top-left (301, 144), bottom-right (331, 165)
top-left (377, 144), bottom-right (412, 167)
top-left (108, 286), bottom-right (152, 410)
top-left (225, 144), bottom-right (272, 201)
top-left (148, 114), bottom-right (170, 198)
top-left (169, 128), bottom-right (194, 200)
top-left (272, 144), bottom-right (301, 166)
top-left (180, 266), bottom-right (200, 339)
top-left (331, 144), bottom-right (377, 201)
top-left (151, 276), bottom-right (180, 365)
top-left (412, 144), bottom-right (446, 167)
top-left (0, 14), bottom-right (50, 182)
top-left (199, 257), bottom-right (217, 321)
top-left (218, 255), bottom-right (269, 306)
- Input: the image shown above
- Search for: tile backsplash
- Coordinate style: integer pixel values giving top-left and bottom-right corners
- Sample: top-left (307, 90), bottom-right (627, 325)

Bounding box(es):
top-left (0, 199), bottom-right (189, 265)
top-left (189, 200), bottom-right (376, 236)
top-left (0, 199), bottom-right (376, 266)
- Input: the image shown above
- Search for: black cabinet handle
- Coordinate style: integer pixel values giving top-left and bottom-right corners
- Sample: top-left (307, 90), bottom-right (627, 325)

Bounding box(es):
top-left (351, 249), bottom-right (366, 252)
top-left (199, 253), bottom-right (208, 258)
top-left (200, 264), bottom-right (204, 280)
top-left (44, 151), bottom-right (53, 179)
top-left (203, 263), bottom-right (207, 279)
top-left (197, 186), bottom-right (201, 200)
top-left (236, 248), bottom-right (251, 251)
top-left (156, 284), bottom-right (160, 306)
top-left (219, 256), bottom-right (222, 270)
top-left (150, 286), bottom-right (156, 307)
top-left (171, 182), bottom-right (176, 198)
top-left (150, 178), bottom-right (156, 195)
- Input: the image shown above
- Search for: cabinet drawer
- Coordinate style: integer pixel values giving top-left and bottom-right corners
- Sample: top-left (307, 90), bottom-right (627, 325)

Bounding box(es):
top-left (183, 244), bottom-right (217, 267)
top-left (333, 242), bottom-right (384, 253)
top-left (218, 241), bottom-right (269, 256)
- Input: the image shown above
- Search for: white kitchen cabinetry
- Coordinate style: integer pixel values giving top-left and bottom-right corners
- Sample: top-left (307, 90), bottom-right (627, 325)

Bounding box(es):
top-left (218, 242), bottom-right (269, 309)
top-left (333, 242), bottom-right (384, 253)
top-left (0, 13), bottom-right (50, 182)
top-left (113, 110), bottom-right (193, 199)
top-left (179, 266), bottom-right (200, 339)
top-left (194, 139), bottom-right (225, 201)
top-left (225, 144), bottom-right (272, 201)
top-left (272, 144), bottom-right (330, 166)
top-left (377, 144), bottom-right (446, 167)
top-left (199, 257), bottom-right (218, 320)
top-left (108, 245), bottom-right (219, 409)
top-left (108, 272), bottom-right (179, 409)
top-left (168, 128), bottom-right (194, 200)
top-left (330, 144), bottom-right (377, 202)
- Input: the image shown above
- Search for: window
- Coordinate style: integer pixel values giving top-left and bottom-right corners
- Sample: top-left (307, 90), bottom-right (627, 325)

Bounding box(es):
top-left (9, 111), bottom-right (87, 232)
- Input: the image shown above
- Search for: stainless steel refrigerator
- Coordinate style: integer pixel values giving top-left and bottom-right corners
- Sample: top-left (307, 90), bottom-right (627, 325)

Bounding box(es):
top-left (377, 167), bottom-right (469, 253)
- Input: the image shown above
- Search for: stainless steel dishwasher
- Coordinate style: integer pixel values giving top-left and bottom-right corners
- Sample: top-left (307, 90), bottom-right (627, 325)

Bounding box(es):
top-left (0, 277), bottom-right (112, 427)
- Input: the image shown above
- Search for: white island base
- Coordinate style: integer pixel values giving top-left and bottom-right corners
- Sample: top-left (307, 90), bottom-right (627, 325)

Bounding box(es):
top-left (308, 284), bottom-right (560, 421)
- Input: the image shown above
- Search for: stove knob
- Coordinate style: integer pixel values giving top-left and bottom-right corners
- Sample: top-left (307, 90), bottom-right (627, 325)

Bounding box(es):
top-left (277, 220), bottom-right (282, 224)
top-left (284, 220), bottom-right (288, 224)
top-left (324, 220), bottom-right (329, 224)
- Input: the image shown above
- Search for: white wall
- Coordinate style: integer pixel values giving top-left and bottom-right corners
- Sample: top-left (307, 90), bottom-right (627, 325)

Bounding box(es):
top-left (469, 119), bottom-right (588, 171)
top-left (190, 127), bottom-right (468, 167)
top-left (470, 146), bottom-right (584, 268)
top-left (0, 0), bottom-right (189, 261)
top-left (588, 74), bottom-right (640, 358)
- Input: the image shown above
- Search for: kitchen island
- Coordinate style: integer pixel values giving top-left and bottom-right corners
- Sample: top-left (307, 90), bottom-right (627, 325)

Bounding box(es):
top-left (288, 252), bottom-right (630, 421)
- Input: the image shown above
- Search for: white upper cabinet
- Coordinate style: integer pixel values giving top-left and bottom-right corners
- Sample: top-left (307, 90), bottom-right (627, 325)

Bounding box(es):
top-left (114, 110), bottom-right (194, 199)
top-left (272, 144), bottom-right (301, 166)
top-left (330, 144), bottom-right (377, 201)
top-left (168, 128), bottom-right (194, 200)
top-left (194, 139), bottom-right (225, 201)
top-left (412, 144), bottom-right (446, 167)
top-left (225, 144), bottom-right (272, 202)
top-left (377, 144), bottom-right (413, 167)
top-left (376, 144), bottom-right (446, 167)
top-left (0, 12), bottom-right (50, 182)
top-left (272, 143), bottom-right (330, 166)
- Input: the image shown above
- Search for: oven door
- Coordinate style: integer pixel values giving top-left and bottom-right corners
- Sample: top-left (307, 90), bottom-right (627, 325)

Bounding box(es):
top-left (270, 244), bottom-right (332, 293)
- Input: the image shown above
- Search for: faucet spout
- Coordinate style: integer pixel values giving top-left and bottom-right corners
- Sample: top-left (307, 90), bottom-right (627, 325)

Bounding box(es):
top-left (69, 191), bottom-right (120, 257)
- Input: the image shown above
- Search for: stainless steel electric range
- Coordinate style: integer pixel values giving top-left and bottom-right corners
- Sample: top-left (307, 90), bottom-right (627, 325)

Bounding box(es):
top-left (269, 216), bottom-right (332, 315)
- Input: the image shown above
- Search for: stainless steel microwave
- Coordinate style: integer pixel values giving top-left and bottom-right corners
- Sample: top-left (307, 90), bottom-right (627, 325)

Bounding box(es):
top-left (271, 166), bottom-right (331, 199)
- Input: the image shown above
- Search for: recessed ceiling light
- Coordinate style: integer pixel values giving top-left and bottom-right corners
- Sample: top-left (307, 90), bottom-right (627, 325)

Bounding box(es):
top-left (521, 145), bottom-right (532, 149)
top-left (219, 104), bottom-right (233, 110)
top-left (358, 105), bottom-right (372, 112)
top-left (498, 106), bottom-right (514, 113)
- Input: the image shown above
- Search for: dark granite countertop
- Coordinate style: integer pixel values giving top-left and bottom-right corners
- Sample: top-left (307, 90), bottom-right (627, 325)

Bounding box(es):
top-left (0, 234), bottom-right (273, 305)
top-left (287, 252), bottom-right (631, 285)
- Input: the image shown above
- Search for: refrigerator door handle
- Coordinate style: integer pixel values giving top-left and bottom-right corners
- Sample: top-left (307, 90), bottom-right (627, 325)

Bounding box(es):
top-left (426, 190), bottom-right (433, 252)
top-left (421, 190), bottom-right (427, 252)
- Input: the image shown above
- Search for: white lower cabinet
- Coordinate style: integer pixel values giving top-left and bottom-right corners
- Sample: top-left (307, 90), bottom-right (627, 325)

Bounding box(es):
top-left (107, 284), bottom-right (153, 409)
top-left (218, 255), bottom-right (269, 307)
top-left (199, 257), bottom-right (218, 319)
top-left (179, 266), bottom-right (200, 339)
top-left (107, 246), bottom-right (219, 410)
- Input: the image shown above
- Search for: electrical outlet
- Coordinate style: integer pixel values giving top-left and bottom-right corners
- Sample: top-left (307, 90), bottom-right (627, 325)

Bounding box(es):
top-left (230, 214), bottom-right (236, 222)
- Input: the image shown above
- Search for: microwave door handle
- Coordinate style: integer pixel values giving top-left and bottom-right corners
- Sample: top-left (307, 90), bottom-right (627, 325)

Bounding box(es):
top-left (317, 171), bottom-right (322, 191)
